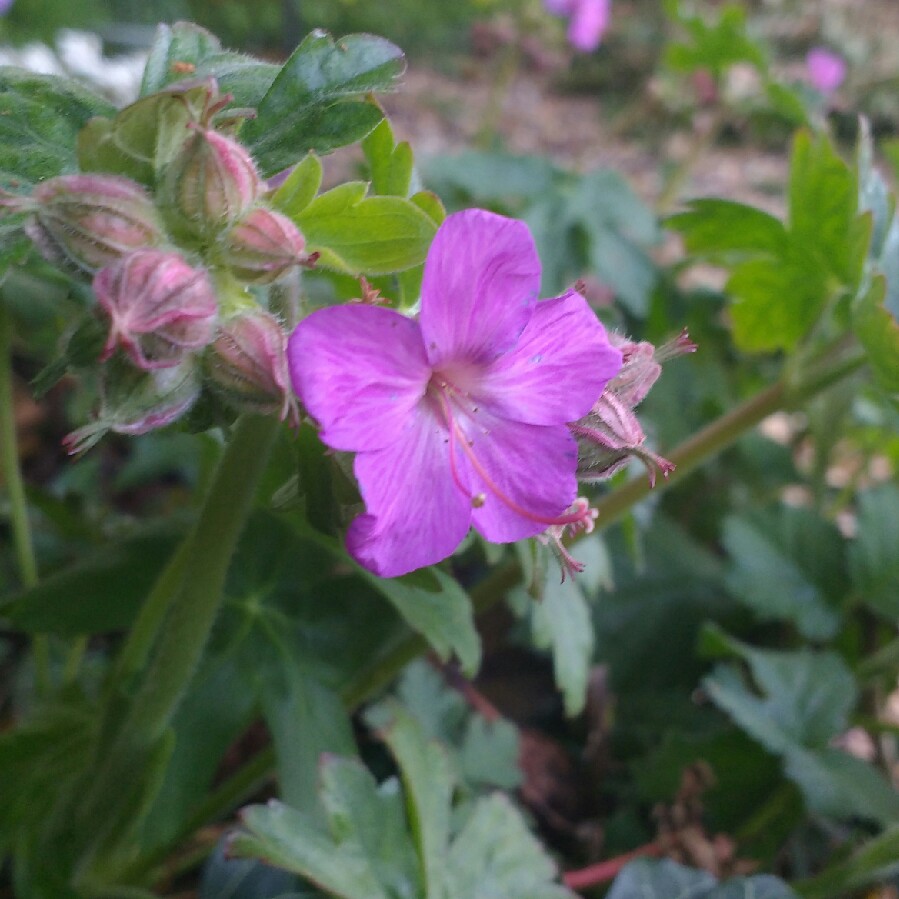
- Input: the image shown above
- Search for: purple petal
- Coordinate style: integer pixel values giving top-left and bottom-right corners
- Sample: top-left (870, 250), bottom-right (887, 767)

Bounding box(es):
top-left (288, 304), bottom-right (429, 452)
top-left (453, 407), bottom-right (580, 543)
top-left (420, 209), bottom-right (541, 368)
top-left (347, 405), bottom-right (472, 577)
top-left (568, 0), bottom-right (611, 52)
top-left (475, 289), bottom-right (622, 426)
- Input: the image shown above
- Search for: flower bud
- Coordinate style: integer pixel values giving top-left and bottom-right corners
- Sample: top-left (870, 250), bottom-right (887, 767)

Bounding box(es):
top-left (159, 126), bottom-right (261, 243)
top-left (17, 174), bottom-right (163, 275)
top-left (63, 358), bottom-right (201, 454)
top-left (204, 309), bottom-right (296, 422)
top-left (95, 249), bottom-right (218, 371)
top-left (222, 207), bottom-right (307, 284)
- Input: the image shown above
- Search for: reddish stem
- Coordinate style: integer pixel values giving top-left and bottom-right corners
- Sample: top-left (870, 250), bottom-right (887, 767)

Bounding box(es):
top-left (563, 841), bottom-right (665, 892)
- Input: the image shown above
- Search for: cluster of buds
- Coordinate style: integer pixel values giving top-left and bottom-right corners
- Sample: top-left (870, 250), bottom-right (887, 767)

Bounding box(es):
top-left (571, 329), bottom-right (696, 486)
top-left (1, 79), bottom-right (313, 448)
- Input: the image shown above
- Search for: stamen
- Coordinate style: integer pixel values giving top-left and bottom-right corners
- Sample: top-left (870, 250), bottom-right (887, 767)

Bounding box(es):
top-left (434, 380), bottom-right (598, 530)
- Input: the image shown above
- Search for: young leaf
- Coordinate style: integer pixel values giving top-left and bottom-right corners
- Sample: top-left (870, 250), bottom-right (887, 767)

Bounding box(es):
top-left (295, 185), bottom-right (437, 275)
top-left (362, 119), bottom-right (414, 197)
top-left (853, 276), bottom-right (899, 394)
top-left (667, 199), bottom-right (787, 258)
top-left (241, 31), bottom-right (405, 176)
top-left (272, 153), bottom-right (324, 219)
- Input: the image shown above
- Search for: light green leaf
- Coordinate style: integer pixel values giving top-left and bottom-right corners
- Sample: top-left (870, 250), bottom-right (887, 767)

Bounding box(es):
top-left (530, 570), bottom-right (594, 717)
top-left (722, 507), bottom-right (845, 640)
top-left (363, 119), bottom-right (413, 197)
top-left (231, 799), bottom-right (395, 899)
top-left (367, 703), bottom-right (453, 899)
top-left (667, 199), bottom-right (788, 258)
top-left (241, 31), bottom-right (405, 176)
top-left (295, 185), bottom-right (437, 275)
top-left (853, 275), bottom-right (899, 393)
top-left (459, 717), bottom-right (522, 790)
top-left (446, 794), bottom-right (575, 899)
top-left (271, 153), bottom-right (324, 219)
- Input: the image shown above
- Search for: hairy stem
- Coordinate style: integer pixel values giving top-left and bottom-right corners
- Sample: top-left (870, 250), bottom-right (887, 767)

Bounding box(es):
top-left (0, 306), bottom-right (47, 690)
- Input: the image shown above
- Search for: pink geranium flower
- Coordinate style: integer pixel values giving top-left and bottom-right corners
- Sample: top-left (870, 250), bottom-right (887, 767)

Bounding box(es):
top-left (288, 209), bottom-right (622, 577)
top-left (545, 0), bottom-right (611, 52)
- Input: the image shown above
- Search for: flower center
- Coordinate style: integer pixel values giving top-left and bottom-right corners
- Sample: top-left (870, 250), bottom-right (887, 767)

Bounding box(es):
top-left (427, 373), bottom-right (597, 533)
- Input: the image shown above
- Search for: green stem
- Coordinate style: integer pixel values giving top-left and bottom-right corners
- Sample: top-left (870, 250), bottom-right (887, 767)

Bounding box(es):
top-left (0, 306), bottom-right (47, 690)
top-left (128, 413), bottom-right (279, 745)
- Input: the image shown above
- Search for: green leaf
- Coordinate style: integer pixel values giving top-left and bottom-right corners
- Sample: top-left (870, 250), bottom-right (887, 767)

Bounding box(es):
top-left (0, 521), bottom-right (188, 635)
top-left (363, 119), bottom-right (414, 197)
top-left (702, 638), bottom-right (857, 751)
top-left (458, 717), bottom-right (522, 790)
top-left (727, 250), bottom-right (827, 352)
top-left (607, 859), bottom-right (797, 899)
top-left (722, 507), bottom-right (846, 640)
top-left (788, 130), bottom-right (868, 290)
top-left (0, 69), bottom-right (115, 188)
top-left (849, 484), bottom-right (899, 618)
top-left (272, 153), bottom-right (324, 219)
top-left (667, 199), bottom-right (788, 258)
top-left (357, 566), bottom-right (480, 675)
top-left (261, 660), bottom-right (356, 818)
top-left (295, 185), bottom-right (437, 275)
top-left (367, 703), bottom-right (453, 899)
top-left (853, 275), bottom-right (899, 393)
top-left (242, 31), bottom-right (405, 176)
top-left (783, 746), bottom-right (899, 824)
top-left (795, 826), bottom-right (899, 899)
top-left (530, 569), bottom-right (594, 717)
top-left (139, 22), bottom-right (224, 94)
top-left (140, 23), bottom-right (281, 108)
top-left (446, 794), bottom-right (575, 899)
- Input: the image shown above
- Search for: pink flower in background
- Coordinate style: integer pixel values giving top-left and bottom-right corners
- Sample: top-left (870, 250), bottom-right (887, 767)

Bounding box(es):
top-left (289, 209), bottom-right (622, 577)
top-left (806, 48), bottom-right (846, 95)
top-left (545, 0), bottom-right (611, 52)
top-left (0, 0), bottom-right (13, 14)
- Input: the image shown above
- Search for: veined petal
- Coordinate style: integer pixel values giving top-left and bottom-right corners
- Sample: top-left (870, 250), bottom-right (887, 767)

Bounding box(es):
top-left (420, 209), bottom-right (541, 368)
top-left (288, 304), bottom-right (429, 452)
top-left (347, 405), bottom-right (472, 577)
top-left (452, 406), bottom-right (579, 543)
top-left (476, 290), bottom-right (622, 426)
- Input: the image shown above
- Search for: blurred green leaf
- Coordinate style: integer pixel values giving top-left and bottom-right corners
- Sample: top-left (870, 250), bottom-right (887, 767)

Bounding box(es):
top-left (607, 858), bottom-right (796, 898)
top-left (0, 69), bottom-right (114, 190)
top-left (849, 484), bottom-right (899, 618)
top-left (853, 276), bottom-right (899, 394)
top-left (0, 521), bottom-right (188, 635)
top-left (722, 507), bottom-right (846, 640)
top-left (667, 200), bottom-right (787, 258)
top-left (241, 31), bottom-right (405, 176)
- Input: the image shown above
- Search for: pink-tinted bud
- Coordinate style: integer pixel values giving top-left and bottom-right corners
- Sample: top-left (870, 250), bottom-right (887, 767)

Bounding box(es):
top-left (94, 249), bottom-right (218, 370)
top-left (204, 310), bottom-right (297, 423)
top-left (607, 334), bottom-right (662, 408)
top-left (63, 358), bottom-right (201, 454)
top-left (160, 126), bottom-right (261, 243)
top-left (223, 207), bottom-right (308, 285)
top-left (15, 174), bottom-right (163, 275)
